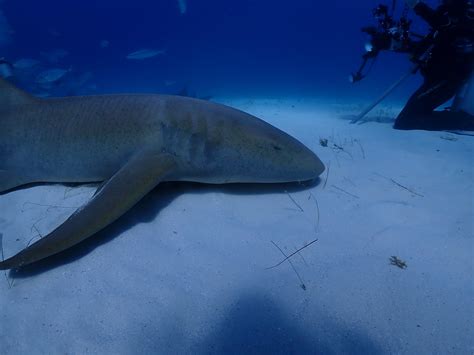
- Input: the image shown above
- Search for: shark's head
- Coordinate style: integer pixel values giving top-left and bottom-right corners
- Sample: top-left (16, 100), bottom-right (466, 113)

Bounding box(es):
top-left (171, 100), bottom-right (325, 184)
top-left (220, 113), bottom-right (325, 183)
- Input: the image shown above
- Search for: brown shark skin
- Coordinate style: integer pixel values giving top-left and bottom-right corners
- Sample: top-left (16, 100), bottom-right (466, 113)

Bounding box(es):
top-left (0, 80), bottom-right (324, 270)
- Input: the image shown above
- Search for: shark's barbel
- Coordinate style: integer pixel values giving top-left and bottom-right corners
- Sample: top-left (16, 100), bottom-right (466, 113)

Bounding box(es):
top-left (0, 79), bottom-right (324, 270)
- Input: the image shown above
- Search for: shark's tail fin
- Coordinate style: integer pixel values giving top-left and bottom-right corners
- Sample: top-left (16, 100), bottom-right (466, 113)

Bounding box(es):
top-left (0, 78), bottom-right (36, 109)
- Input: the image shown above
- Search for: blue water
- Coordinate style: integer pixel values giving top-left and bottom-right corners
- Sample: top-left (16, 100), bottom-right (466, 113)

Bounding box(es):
top-left (1, 2), bottom-right (472, 354)
top-left (1, 0), bottom-right (438, 102)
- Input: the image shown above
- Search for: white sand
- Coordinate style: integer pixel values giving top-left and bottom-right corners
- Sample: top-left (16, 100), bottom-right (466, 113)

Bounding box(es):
top-left (1, 99), bottom-right (473, 354)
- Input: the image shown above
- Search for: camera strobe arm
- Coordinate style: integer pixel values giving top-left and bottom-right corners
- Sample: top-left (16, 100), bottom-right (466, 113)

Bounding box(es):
top-left (350, 50), bottom-right (379, 83)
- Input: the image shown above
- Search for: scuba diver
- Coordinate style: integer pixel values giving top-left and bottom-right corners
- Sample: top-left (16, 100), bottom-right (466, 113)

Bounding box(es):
top-left (394, 0), bottom-right (474, 131)
top-left (351, 0), bottom-right (474, 130)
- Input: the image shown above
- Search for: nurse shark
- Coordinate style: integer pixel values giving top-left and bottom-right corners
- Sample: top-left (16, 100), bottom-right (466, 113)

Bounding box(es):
top-left (0, 78), bottom-right (324, 270)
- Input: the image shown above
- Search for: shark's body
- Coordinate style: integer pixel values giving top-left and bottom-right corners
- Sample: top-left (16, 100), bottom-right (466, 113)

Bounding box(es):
top-left (0, 79), bottom-right (324, 270)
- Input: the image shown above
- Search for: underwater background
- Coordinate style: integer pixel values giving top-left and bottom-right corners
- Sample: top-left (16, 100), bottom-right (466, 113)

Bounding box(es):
top-left (1, 0), bottom-right (439, 103)
top-left (1, 1), bottom-right (473, 354)
top-left (0, 0), bottom-right (474, 355)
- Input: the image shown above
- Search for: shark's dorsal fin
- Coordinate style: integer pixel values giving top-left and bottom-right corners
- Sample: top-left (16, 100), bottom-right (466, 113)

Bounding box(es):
top-left (0, 78), bottom-right (36, 108)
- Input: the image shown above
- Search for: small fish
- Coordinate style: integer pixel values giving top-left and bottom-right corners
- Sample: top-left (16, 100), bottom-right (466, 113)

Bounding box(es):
top-left (36, 68), bottom-right (71, 84)
top-left (100, 40), bottom-right (110, 48)
top-left (126, 49), bottom-right (166, 60)
top-left (178, 0), bottom-right (187, 14)
top-left (13, 58), bottom-right (40, 70)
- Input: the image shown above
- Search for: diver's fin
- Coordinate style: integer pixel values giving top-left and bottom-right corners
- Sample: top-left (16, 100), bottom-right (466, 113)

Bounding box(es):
top-left (0, 150), bottom-right (178, 270)
top-left (0, 77), bottom-right (36, 107)
top-left (0, 170), bottom-right (29, 194)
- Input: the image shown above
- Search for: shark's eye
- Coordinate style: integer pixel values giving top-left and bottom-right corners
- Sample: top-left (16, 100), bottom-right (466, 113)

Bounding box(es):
top-left (272, 145), bottom-right (282, 151)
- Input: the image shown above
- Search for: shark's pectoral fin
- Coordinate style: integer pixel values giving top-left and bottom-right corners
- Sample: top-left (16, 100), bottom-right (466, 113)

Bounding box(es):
top-left (0, 150), bottom-right (178, 270)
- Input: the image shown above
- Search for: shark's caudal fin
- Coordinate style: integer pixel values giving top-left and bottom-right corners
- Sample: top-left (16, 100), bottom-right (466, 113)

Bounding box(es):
top-left (0, 78), bottom-right (36, 108)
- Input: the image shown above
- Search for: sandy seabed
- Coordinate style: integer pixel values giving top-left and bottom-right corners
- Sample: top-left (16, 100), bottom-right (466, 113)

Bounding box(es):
top-left (0, 98), bottom-right (473, 354)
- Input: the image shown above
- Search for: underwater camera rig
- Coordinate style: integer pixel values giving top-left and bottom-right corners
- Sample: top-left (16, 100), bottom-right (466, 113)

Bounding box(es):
top-left (350, 2), bottom-right (416, 83)
top-left (348, 1), bottom-right (440, 123)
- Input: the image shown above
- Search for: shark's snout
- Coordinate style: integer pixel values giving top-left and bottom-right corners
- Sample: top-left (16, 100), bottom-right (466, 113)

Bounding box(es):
top-left (244, 128), bottom-right (325, 183)
top-left (298, 146), bottom-right (325, 181)
top-left (283, 141), bottom-right (325, 182)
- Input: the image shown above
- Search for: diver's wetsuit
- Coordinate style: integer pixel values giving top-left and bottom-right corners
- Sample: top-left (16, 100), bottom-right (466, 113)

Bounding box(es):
top-left (394, 1), bottom-right (474, 131)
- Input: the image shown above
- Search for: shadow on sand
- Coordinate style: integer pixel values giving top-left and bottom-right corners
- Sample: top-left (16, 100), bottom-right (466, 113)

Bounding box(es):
top-left (133, 291), bottom-right (382, 354)
top-left (8, 178), bottom-right (321, 277)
